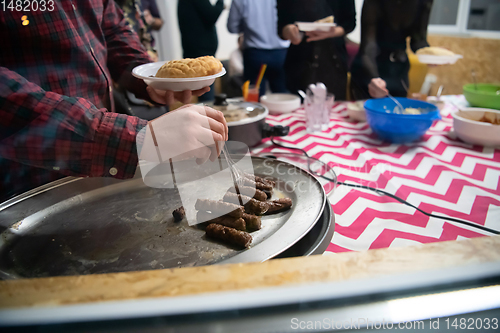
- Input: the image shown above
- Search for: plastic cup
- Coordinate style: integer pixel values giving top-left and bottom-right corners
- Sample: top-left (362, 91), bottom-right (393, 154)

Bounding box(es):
top-left (305, 94), bottom-right (334, 133)
top-left (245, 85), bottom-right (260, 102)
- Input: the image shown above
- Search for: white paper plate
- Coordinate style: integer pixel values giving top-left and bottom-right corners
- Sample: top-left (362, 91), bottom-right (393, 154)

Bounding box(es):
top-left (132, 61), bottom-right (226, 91)
top-left (295, 22), bottom-right (336, 32)
top-left (417, 54), bottom-right (463, 65)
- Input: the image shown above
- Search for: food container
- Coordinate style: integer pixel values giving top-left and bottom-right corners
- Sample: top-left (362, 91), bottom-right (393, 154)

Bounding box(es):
top-left (210, 95), bottom-right (289, 149)
top-left (364, 98), bottom-right (441, 143)
top-left (452, 108), bottom-right (500, 147)
top-left (260, 93), bottom-right (301, 114)
top-left (463, 83), bottom-right (500, 110)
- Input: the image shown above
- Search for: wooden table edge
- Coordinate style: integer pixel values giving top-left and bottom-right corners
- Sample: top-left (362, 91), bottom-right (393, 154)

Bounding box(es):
top-left (0, 235), bottom-right (499, 309)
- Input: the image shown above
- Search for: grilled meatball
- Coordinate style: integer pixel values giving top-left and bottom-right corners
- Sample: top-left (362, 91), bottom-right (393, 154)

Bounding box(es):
top-left (205, 223), bottom-right (252, 248)
top-left (172, 206), bottom-right (185, 222)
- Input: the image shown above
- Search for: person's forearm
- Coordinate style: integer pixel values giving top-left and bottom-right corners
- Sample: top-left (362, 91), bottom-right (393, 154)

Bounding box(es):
top-left (118, 63), bottom-right (157, 103)
top-left (0, 66), bottom-right (146, 179)
top-left (411, 0), bottom-right (432, 52)
top-left (334, 0), bottom-right (356, 35)
top-left (358, 0), bottom-right (380, 80)
top-left (102, 0), bottom-right (152, 86)
top-left (282, 24), bottom-right (297, 41)
top-left (277, 0), bottom-right (293, 40)
top-left (151, 17), bottom-right (163, 30)
top-left (361, 53), bottom-right (379, 79)
top-left (227, 2), bottom-right (242, 33)
top-left (333, 26), bottom-right (345, 38)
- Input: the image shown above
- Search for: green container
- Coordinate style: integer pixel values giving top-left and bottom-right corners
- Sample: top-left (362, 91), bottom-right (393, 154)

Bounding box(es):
top-left (463, 83), bottom-right (500, 110)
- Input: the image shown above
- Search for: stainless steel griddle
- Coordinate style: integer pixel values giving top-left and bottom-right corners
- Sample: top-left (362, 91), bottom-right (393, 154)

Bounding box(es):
top-left (0, 157), bottom-right (329, 279)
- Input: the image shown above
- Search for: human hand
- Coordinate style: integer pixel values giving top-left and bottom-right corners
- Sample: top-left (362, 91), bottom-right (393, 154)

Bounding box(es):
top-left (283, 24), bottom-right (302, 45)
top-left (368, 78), bottom-right (388, 98)
top-left (147, 50), bottom-right (159, 62)
top-left (140, 104), bottom-right (228, 165)
top-left (305, 26), bottom-right (344, 42)
top-left (146, 86), bottom-right (211, 106)
top-left (144, 9), bottom-right (154, 26)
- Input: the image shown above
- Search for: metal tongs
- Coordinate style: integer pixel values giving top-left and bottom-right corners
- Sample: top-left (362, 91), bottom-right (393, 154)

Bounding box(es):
top-left (221, 143), bottom-right (244, 187)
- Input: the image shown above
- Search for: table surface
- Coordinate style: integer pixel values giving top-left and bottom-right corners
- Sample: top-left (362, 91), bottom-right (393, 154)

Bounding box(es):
top-left (1, 96), bottom-right (500, 314)
top-left (252, 96), bottom-right (500, 253)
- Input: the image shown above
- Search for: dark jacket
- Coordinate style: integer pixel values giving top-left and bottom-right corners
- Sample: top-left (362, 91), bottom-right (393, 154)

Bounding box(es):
top-left (277, 0), bottom-right (356, 100)
top-left (178, 0), bottom-right (224, 58)
top-left (350, 0), bottom-right (432, 99)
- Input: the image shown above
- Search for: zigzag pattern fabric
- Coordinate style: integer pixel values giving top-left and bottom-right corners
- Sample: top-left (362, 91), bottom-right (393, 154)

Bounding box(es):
top-left (253, 97), bottom-right (500, 253)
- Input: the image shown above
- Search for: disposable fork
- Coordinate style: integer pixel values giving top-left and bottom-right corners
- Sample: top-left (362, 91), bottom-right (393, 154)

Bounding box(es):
top-left (387, 93), bottom-right (404, 114)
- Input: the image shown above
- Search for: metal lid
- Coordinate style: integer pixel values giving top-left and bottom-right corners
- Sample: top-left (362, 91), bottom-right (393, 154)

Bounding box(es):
top-left (209, 98), bottom-right (269, 127)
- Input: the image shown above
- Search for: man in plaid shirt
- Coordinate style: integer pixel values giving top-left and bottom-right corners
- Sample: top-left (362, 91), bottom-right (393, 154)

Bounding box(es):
top-left (0, 0), bottom-right (225, 201)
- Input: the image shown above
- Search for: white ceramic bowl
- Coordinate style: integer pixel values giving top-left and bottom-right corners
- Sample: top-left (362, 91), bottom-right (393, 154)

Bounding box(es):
top-left (260, 93), bottom-right (301, 114)
top-left (452, 108), bottom-right (500, 147)
top-left (346, 101), bottom-right (367, 122)
top-left (295, 22), bottom-right (336, 32)
top-left (132, 61), bottom-right (226, 91)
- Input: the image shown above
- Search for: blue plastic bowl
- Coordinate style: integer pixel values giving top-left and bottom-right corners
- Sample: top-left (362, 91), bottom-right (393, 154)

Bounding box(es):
top-left (364, 98), bottom-right (441, 143)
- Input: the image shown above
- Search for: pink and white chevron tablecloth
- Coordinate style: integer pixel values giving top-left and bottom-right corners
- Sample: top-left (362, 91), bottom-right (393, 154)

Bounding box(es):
top-left (252, 96), bottom-right (500, 254)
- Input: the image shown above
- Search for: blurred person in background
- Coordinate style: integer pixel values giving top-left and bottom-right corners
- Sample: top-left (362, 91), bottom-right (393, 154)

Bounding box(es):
top-left (143, 0), bottom-right (164, 57)
top-left (115, 0), bottom-right (158, 61)
top-left (350, 0), bottom-right (433, 99)
top-left (277, 0), bottom-right (356, 100)
top-left (178, 0), bottom-right (225, 102)
top-left (227, 0), bottom-right (290, 97)
top-left (143, 0), bottom-right (164, 33)
top-left (229, 34), bottom-right (244, 79)
top-left (225, 34), bottom-right (246, 97)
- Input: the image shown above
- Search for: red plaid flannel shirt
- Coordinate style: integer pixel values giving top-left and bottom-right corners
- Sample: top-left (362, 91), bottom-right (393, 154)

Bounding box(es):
top-left (0, 0), bottom-right (153, 201)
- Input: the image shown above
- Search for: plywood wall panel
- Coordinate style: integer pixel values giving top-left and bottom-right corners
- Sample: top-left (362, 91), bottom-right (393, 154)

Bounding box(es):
top-left (423, 35), bottom-right (500, 95)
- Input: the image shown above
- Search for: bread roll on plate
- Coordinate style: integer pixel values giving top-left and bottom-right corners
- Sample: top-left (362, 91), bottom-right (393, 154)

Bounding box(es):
top-left (132, 56), bottom-right (226, 91)
top-left (416, 46), bottom-right (462, 65)
top-left (416, 47), bottom-right (455, 57)
top-left (315, 15), bottom-right (334, 24)
top-left (156, 56), bottom-right (223, 78)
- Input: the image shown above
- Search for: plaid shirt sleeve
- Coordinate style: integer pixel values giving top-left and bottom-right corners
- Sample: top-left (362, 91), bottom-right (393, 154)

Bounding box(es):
top-left (0, 66), bottom-right (147, 180)
top-left (102, 0), bottom-right (153, 101)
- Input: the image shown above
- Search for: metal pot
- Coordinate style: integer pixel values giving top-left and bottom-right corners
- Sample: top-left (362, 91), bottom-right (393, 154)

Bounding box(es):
top-left (210, 94), bottom-right (289, 150)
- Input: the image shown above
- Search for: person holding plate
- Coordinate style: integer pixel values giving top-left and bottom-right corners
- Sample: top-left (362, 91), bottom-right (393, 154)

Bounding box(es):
top-left (0, 1), bottom-right (227, 201)
top-left (277, 0), bottom-right (356, 100)
top-left (178, 0), bottom-right (225, 102)
top-left (350, 0), bottom-right (433, 99)
top-left (227, 0), bottom-right (290, 96)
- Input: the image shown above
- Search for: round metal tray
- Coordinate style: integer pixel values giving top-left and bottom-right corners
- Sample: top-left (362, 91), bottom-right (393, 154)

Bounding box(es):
top-left (276, 198), bottom-right (334, 258)
top-left (0, 157), bottom-right (326, 279)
